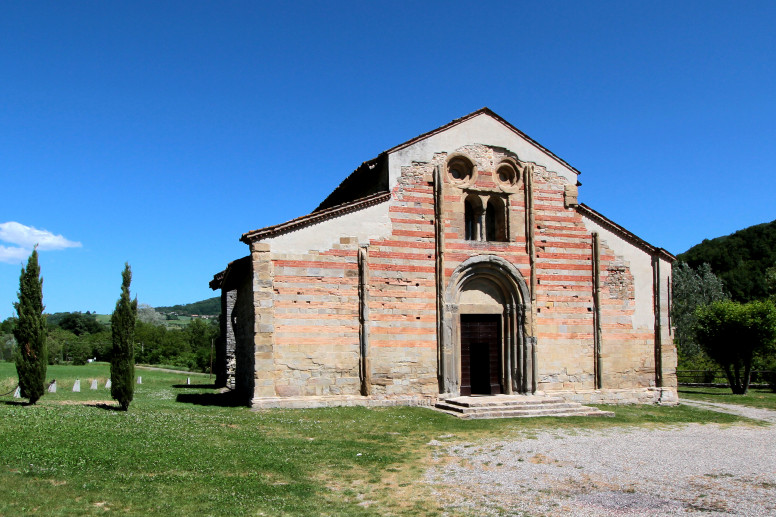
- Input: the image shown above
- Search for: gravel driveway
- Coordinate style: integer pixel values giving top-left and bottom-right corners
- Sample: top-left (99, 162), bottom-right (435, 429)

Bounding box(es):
top-left (424, 404), bottom-right (776, 516)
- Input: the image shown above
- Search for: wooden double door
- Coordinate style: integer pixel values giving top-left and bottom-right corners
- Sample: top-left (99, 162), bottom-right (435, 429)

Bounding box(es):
top-left (460, 314), bottom-right (502, 396)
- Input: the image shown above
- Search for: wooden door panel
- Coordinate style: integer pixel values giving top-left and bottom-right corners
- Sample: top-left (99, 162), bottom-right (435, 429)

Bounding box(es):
top-left (460, 315), bottom-right (501, 395)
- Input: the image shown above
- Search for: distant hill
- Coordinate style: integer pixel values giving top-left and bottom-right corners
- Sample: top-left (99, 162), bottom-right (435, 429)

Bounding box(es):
top-left (155, 297), bottom-right (220, 316)
top-left (678, 219), bottom-right (776, 301)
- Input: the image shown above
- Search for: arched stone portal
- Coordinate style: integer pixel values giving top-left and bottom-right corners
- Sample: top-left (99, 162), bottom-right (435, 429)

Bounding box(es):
top-left (439, 255), bottom-right (536, 396)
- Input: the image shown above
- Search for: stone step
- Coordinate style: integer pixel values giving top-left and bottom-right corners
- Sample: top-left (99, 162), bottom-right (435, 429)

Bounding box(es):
top-left (443, 408), bottom-right (613, 419)
top-left (433, 395), bottom-right (615, 419)
top-left (441, 395), bottom-right (568, 409)
top-left (435, 401), bottom-right (585, 414)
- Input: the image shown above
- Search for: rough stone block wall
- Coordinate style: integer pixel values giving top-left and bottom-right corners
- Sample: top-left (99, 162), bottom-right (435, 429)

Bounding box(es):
top-left (252, 243), bottom-right (276, 398)
top-left (270, 242), bottom-right (361, 396)
top-left (366, 164), bottom-right (438, 397)
top-left (221, 289), bottom-right (237, 389)
top-left (532, 165), bottom-right (596, 391)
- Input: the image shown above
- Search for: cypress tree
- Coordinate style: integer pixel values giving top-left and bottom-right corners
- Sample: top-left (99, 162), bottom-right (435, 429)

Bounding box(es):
top-left (14, 247), bottom-right (48, 404)
top-left (110, 263), bottom-right (137, 410)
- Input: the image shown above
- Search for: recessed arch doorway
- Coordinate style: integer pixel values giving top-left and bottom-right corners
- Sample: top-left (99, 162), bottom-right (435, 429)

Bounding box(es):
top-left (440, 255), bottom-right (536, 396)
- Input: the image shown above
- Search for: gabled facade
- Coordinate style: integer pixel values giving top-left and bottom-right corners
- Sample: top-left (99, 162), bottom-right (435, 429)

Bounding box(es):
top-left (210, 109), bottom-right (677, 407)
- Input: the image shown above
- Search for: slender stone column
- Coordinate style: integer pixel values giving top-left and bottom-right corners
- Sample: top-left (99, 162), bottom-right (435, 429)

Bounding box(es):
top-left (358, 246), bottom-right (371, 396)
top-left (433, 165), bottom-right (447, 393)
top-left (503, 304), bottom-right (513, 394)
top-left (652, 255), bottom-right (663, 388)
top-left (592, 232), bottom-right (603, 389)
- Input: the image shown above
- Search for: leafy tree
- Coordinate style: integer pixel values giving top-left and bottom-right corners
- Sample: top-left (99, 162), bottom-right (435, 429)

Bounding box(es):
top-left (137, 303), bottom-right (165, 325)
top-left (53, 311), bottom-right (103, 336)
top-left (766, 262), bottom-right (776, 301)
top-left (0, 317), bottom-right (18, 362)
top-left (83, 330), bottom-right (112, 362)
top-left (0, 317), bottom-right (18, 334)
top-left (13, 248), bottom-right (48, 404)
top-left (110, 263), bottom-right (138, 410)
top-left (694, 299), bottom-right (776, 394)
top-left (671, 262), bottom-right (728, 366)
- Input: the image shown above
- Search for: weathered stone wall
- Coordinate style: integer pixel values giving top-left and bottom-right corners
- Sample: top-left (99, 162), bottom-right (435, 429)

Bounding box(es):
top-left (531, 164), bottom-right (596, 392)
top-left (268, 240), bottom-right (361, 397)
top-left (217, 289), bottom-right (237, 389)
top-left (365, 161), bottom-right (438, 398)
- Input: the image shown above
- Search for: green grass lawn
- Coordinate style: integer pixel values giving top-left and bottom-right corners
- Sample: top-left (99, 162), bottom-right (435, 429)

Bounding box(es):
top-left (0, 363), bottom-right (755, 516)
top-left (679, 386), bottom-right (776, 410)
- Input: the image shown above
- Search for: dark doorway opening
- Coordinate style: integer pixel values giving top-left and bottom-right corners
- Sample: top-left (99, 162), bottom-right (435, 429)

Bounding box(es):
top-left (460, 314), bottom-right (502, 396)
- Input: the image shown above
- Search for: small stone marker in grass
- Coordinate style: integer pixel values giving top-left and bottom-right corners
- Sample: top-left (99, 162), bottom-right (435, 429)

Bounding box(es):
top-left (187, 377), bottom-right (190, 385)
top-left (48, 380), bottom-right (57, 393)
top-left (105, 379), bottom-right (111, 388)
top-left (13, 386), bottom-right (20, 398)
top-left (73, 379), bottom-right (80, 392)
top-left (90, 379), bottom-right (98, 390)
top-left (137, 376), bottom-right (142, 384)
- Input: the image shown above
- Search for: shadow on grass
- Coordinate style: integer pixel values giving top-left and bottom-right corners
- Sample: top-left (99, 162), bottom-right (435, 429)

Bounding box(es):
top-left (171, 383), bottom-right (219, 389)
top-left (89, 402), bottom-right (125, 412)
top-left (2, 400), bottom-right (31, 406)
top-left (175, 390), bottom-right (248, 407)
top-left (678, 389), bottom-right (735, 396)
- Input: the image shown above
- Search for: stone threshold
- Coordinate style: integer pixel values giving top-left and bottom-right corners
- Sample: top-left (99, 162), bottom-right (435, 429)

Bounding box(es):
top-left (251, 395), bottom-right (436, 409)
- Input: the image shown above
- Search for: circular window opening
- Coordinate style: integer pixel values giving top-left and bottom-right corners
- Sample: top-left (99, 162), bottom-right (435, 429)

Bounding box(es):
top-left (447, 156), bottom-right (474, 184)
top-left (496, 164), bottom-right (518, 187)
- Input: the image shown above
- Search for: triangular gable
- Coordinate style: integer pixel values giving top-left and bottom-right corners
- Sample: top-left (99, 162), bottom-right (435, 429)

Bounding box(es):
top-left (386, 107), bottom-right (581, 177)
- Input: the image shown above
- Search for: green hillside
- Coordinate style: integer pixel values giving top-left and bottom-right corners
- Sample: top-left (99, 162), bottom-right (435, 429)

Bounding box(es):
top-left (155, 296), bottom-right (220, 316)
top-left (678, 219), bottom-right (776, 302)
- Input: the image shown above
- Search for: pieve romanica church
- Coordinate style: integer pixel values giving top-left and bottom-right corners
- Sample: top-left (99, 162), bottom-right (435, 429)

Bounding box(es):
top-left (210, 108), bottom-right (677, 409)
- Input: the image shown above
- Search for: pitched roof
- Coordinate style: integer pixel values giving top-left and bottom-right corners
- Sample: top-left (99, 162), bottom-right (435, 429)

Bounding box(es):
top-left (577, 204), bottom-right (676, 262)
top-left (241, 191), bottom-right (391, 244)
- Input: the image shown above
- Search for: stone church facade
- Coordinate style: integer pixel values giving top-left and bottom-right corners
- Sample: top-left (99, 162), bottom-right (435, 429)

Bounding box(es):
top-left (210, 109), bottom-right (677, 408)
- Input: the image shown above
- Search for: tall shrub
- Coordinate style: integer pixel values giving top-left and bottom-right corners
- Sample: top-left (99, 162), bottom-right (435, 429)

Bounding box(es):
top-left (14, 248), bottom-right (47, 404)
top-left (111, 263), bottom-right (137, 410)
top-left (694, 300), bottom-right (776, 394)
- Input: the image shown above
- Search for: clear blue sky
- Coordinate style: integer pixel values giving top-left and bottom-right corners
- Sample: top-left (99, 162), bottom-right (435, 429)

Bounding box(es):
top-left (2, 1), bottom-right (775, 319)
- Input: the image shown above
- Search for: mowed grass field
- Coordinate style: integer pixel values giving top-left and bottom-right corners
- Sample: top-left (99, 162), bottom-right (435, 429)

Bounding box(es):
top-left (0, 363), bottom-right (753, 516)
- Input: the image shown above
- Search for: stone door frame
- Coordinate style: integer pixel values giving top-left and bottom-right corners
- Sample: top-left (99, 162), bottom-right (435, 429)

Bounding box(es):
top-left (439, 255), bottom-right (535, 396)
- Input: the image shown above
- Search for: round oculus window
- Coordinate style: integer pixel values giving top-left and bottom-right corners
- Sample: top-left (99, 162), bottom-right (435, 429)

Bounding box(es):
top-left (447, 156), bottom-right (473, 183)
top-left (496, 164), bottom-right (518, 187)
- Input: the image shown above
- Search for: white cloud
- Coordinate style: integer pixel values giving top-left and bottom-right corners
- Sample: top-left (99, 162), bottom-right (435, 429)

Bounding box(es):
top-left (0, 222), bottom-right (82, 263)
top-left (0, 245), bottom-right (34, 264)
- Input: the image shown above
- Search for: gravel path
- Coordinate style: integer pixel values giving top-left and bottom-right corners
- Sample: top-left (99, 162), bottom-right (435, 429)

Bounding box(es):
top-left (424, 407), bottom-right (776, 516)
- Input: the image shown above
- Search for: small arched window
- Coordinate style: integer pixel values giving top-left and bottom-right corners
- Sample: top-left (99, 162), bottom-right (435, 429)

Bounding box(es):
top-left (464, 196), bottom-right (482, 241)
top-left (486, 197), bottom-right (508, 242)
